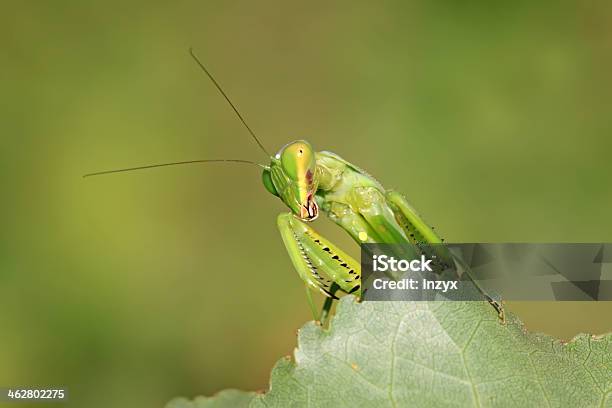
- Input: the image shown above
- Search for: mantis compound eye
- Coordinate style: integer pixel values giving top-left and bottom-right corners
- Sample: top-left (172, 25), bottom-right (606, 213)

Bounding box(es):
top-left (280, 140), bottom-right (316, 182)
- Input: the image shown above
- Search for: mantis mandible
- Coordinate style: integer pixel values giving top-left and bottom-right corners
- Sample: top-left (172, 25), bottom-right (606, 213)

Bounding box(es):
top-left (85, 49), bottom-right (504, 324)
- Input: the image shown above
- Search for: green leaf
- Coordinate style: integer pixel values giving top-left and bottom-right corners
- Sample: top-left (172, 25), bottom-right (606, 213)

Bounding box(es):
top-left (166, 390), bottom-right (256, 408)
top-left (171, 297), bottom-right (611, 408)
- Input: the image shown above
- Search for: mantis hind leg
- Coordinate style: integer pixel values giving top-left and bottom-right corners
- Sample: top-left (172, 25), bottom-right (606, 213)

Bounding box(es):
top-left (386, 190), bottom-right (506, 321)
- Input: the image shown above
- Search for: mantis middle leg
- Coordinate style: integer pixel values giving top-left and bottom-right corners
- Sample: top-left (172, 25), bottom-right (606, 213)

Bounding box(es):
top-left (386, 190), bottom-right (506, 321)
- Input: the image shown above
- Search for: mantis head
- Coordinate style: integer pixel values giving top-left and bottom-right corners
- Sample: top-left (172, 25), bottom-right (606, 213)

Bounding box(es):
top-left (263, 140), bottom-right (320, 221)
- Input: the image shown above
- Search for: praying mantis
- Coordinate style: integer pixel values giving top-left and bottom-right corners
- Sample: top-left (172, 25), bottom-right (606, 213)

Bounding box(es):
top-left (85, 49), bottom-right (504, 324)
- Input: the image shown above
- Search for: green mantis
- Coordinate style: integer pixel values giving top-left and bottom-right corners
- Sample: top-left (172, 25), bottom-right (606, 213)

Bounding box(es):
top-left (270, 142), bottom-right (449, 322)
top-left (86, 49), bottom-right (504, 324)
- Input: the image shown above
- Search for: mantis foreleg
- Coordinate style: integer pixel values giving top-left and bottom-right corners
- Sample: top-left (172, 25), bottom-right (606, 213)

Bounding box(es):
top-left (277, 213), bottom-right (361, 323)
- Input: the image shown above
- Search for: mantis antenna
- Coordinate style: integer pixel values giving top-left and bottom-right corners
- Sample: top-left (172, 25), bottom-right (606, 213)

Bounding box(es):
top-left (189, 48), bottom-right (270, 157)
top-left (84, 49), bottom-right (270, 178)
top-left (83, 159), bottom-right (265, 178)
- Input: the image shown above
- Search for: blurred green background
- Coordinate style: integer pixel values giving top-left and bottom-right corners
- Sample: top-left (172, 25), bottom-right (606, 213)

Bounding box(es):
top-left (1, 1), bottom-right (612, 407)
